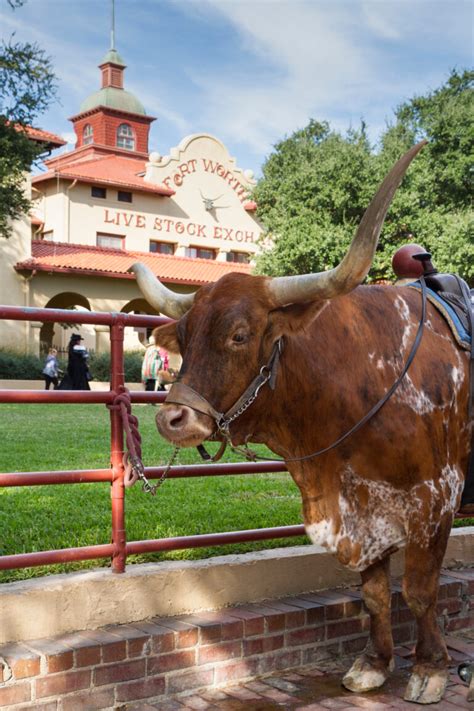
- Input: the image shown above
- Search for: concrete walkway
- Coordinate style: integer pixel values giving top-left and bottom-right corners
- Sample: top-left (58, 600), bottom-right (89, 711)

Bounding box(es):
top-left (125, 631), bottom-right (474, 710)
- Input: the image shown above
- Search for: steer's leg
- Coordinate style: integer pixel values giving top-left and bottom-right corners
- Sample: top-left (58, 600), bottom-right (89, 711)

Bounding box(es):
top-left (403, 523), bottom-right (451, 705)
top-left (342, 555), bottom-right (394, 692)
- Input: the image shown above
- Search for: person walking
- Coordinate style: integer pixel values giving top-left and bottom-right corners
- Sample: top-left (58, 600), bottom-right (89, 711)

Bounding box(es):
top-left (58, 334), bottom-right (91, 390)
top-left (42, 347), bottom-right (61, 390)
top-left (141, 336), bottom-right (163, 392)
top-left (157, 346), bottom-right (170, 391)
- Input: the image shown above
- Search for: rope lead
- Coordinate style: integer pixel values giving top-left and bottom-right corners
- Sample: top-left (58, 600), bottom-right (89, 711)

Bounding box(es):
top-left (111, 389), bottom-right (178, 496)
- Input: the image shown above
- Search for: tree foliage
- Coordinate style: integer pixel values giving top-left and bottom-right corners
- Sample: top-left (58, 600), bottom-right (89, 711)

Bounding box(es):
top-left (0, 1), bottom-right (57, 238)
top-left (255, 70), bottom-right (474, 284)
top-left (0, 118), bottom-right (39, 237)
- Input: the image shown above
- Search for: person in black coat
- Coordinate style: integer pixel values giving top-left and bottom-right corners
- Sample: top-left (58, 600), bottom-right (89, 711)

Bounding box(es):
top-left (58, 334), bottom-right (91, 390)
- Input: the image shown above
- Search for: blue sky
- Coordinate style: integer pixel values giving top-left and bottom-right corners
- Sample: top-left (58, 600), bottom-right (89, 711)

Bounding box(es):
top-left (2, 0), bottom-right (472, 176)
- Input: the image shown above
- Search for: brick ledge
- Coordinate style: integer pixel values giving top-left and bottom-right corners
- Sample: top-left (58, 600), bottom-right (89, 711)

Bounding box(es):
top-left (1, 529), bottom-right (473, 646)
top-left (0, 569), bottom-right (473, 710)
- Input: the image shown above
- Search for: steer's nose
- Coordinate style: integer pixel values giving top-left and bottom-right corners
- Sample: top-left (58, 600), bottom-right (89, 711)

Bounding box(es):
top-left (156, 404), bottom-right (214, 446)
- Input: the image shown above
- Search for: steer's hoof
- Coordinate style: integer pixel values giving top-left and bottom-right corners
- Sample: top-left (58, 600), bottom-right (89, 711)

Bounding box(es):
top-left (342, 655), bottom-right (392, 692)
top-left (404, 667), bottom-right (448, 704)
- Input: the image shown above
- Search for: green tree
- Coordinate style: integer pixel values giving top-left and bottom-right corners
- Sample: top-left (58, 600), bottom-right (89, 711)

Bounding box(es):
top-left (255, 70), bottom-right (474, 284)
top-left (255, 120), bottom-right (376, 276)
top-left (0, 1), bottom-right (57, 238)
top-left (372, 69), bottom-right (474, 280)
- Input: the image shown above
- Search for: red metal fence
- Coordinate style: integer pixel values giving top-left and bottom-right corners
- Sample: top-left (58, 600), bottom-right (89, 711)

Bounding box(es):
top-left (0, 305), bottom-right (305, 575)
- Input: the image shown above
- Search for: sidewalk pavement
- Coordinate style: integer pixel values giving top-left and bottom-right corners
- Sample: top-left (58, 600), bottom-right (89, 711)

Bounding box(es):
top-left (124, 631), bottom-right (474, 710)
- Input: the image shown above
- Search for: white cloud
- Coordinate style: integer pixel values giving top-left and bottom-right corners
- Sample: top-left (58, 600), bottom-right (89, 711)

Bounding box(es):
top-left (0, 5), bottom-right (99, 103)
top-left (361, 2), bottom-right (401, 40)
top-left (61, 131), bottom-right (76, 145)
top-left (2, 0), bottom-right (471, 173)
top-left (131, 84), bottom-right (190, 137)
top-left (178, 1), bottom-right (378, 154)
top-left (177, 0), bottom-right (472, 162)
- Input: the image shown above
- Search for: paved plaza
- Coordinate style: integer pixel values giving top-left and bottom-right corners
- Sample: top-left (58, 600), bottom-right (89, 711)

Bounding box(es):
top-left (125, 630), bottom-right (474, 710)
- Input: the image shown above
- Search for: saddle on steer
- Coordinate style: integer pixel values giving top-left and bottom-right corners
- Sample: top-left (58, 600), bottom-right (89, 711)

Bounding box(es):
top-left (424, 272), bottom-right (473, 348)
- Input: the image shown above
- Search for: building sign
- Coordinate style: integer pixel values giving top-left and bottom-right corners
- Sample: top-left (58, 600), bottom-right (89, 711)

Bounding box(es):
top-left (161, 157), bottom-right (250, 203)
top-left (103, 209), bottom-right (259, 244)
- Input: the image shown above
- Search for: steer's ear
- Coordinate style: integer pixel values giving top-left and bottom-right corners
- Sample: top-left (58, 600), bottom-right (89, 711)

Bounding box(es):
top-left (268, 300), bottom-right (327, 338)
top-left (152, 322), bottom-right (181, 355)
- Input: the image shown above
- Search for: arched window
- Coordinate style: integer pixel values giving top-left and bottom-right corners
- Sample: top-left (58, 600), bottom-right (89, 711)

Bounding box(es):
top-left (117, 123), bottom-right (135, 150)
top-left (83, 124), bottom-right (93, 145)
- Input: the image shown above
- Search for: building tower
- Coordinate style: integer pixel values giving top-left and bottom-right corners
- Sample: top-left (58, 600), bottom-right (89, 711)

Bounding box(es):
top-left (69, 48), bottom-right (155, 159)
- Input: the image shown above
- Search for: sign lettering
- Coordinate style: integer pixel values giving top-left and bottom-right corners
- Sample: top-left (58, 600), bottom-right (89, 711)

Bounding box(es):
top-left (162, 157), bottom-right (252, 204)
top-left (104, 209), bottom-right (259, 245)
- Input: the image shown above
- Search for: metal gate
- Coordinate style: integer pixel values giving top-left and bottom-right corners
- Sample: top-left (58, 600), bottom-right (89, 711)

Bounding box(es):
top-left (0, 305), bottom-right (305, 575)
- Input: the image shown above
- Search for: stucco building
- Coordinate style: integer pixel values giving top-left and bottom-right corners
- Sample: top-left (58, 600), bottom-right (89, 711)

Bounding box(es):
top-left (3, 46), bottom-right (261, 355)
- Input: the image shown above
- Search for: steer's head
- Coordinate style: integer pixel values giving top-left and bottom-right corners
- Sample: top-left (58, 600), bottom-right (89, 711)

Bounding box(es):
top-left (131, 142), bottom-right (425, 448)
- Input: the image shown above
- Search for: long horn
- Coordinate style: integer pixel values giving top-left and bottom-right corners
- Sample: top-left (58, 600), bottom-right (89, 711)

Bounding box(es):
top-left (268, 140), bottom-right (427, 306)
top-left (129, 262), bottom-right (196, 319)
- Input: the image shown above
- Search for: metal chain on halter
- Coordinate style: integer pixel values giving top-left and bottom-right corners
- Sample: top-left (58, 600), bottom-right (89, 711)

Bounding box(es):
top-left (216, 365), bottom-right (273, 437)
top-left (111, 390), bottom-right (179, 496)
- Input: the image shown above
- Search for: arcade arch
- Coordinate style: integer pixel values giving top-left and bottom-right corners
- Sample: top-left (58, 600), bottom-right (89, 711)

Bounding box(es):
top-left (120, 298), bottom-right (181, 370)
top-left (121, 298), bottom-right (159, 350)
top-left (39, 292), bottom-right (93, 355)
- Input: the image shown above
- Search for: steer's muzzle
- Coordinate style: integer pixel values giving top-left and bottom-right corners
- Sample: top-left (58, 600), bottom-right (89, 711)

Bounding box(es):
top-left (156, 403), bottom-right (214, 447)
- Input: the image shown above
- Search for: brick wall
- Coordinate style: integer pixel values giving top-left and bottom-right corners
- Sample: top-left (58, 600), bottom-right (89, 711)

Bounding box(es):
top-left (0, 569), bottom-right (472, 710)
top-left (73, 110), bottom-right (152, 153)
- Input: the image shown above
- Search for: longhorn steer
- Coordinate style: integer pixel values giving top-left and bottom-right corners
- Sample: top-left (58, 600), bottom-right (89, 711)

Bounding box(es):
top-left (131, 142), bottom-right (471, 705)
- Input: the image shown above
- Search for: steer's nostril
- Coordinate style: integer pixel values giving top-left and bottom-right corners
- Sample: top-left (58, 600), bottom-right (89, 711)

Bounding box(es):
top-left (168, 407), bottom-right (189, 430)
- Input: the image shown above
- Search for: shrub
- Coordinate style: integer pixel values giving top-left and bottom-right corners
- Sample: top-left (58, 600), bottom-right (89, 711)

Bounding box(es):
top-left (0, 349), bottom-right (56, 379)
top-left (88, 351), bottom-right (143, 383)
top-left (0, 349), bottom-right (143, 382)
top-left (88, 351), bottom-right (109, 382)
top-left (124, 351), bottom-right (143, 383)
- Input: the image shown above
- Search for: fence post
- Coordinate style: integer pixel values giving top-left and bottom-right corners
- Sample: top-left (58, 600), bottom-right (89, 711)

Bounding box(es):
top-left (110, 317), bottom-right (126, 573)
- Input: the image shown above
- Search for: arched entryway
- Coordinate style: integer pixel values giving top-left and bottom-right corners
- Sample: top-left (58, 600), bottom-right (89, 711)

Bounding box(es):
top-left (121, 298), bottom-right (159, 351)
top-left (39, 292), bottom-right (92, 355)
top-left (119, 298), bottom-right (181, 370)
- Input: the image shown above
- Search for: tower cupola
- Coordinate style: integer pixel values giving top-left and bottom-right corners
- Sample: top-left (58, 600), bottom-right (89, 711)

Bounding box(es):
top-left (69, 45), bottom-right (155, 157)
top-left (99, 48), bottom-right (126, 89)
top-left (78, 50), bottom-right (147, 117)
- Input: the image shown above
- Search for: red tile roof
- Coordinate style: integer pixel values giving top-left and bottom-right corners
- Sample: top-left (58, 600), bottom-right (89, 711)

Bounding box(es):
top-left (32, 153), bottom-right (174, 196)
top-left (23, 126), bottom-right (66, 148)
top-left (16, 240), bottom-right (251, 286)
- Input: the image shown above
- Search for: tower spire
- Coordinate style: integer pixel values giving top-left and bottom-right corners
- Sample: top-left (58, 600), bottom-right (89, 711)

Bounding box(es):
top-left (110, 0), bottom-right (116, 50)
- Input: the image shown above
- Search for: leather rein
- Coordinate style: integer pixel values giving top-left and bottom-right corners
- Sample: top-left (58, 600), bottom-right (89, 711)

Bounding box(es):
top-left (165, 277), bottom-right (428, 464)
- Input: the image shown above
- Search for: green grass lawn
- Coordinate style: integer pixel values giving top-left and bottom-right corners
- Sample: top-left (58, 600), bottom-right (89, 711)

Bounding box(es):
top-left (0, 404), bottom-right (306, 582)
top-left (1, 403), bottom-right (471, 584)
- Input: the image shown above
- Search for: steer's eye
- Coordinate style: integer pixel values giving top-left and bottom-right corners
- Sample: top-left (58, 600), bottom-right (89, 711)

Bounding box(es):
top-left (231, 331), bottom-right (248, 345)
